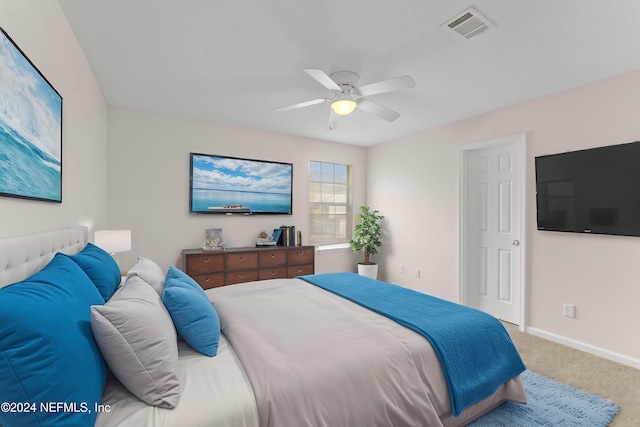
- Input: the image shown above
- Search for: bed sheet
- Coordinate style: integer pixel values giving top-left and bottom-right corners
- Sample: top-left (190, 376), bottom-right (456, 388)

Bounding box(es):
top-left (95, 336), bottom-right (259, 427)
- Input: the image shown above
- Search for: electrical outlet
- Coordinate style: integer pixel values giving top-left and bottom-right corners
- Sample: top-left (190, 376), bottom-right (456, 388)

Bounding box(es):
top-left (563, 303), bottom-right (575, 318)
top-left (415, 268), bottom-right (421, 278)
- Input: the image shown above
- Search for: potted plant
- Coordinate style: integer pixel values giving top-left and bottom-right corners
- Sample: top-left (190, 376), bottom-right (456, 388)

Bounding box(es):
top-left (350, 206), bottom-right (384, 279)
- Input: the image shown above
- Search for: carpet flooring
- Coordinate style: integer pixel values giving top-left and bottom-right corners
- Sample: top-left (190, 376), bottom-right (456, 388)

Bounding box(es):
top-left (503, 323), bottom-right (640, 427)
top-left (468, 370), bottom-right (619, 426)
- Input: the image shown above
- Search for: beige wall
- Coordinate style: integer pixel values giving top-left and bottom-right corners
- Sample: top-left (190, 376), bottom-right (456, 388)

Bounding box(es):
top-left (368, 69), bottom-right (640, 366)
top-left (106, 107), bottom-right (366, 273)
top-left (0, 0), bottom-right (108, 238)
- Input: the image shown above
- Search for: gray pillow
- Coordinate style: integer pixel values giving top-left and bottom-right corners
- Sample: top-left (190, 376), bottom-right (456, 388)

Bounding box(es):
top-left (126, 256), bottom-right (165, 296)
top-left (90, 275), bottom-right (180, 408)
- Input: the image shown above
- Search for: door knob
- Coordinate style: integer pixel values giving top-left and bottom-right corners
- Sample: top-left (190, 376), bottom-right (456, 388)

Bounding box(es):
top-left (512, 240), bottom-right (520, 246)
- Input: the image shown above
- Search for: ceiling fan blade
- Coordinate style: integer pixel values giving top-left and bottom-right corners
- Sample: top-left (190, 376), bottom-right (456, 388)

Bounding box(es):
top-left (357, 75), bottom-right (415, 97)
top-left (326, 109), bottom-right (340, 130)
top-left (357, 98), bottom-right (400, 122)
top-left (272, 98), bottom-right (328, 113)
top-left (304, 69), bottom-right (342, 91)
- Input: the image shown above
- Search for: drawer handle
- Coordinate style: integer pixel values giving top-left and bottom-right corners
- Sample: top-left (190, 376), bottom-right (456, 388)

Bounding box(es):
top-left (297, 267), bottom-right (304, 272)
top-left (298, 251), bottom-right (304, 256)
top-left (204, 278), bottom-right (210, 282)
top-left (238, 274), bottom-right (245, 279)
top-left (271, 253), bottom-right (276, 258)
top-left (203, 258), bottom-right (209, 263)
top-left (270, 270), bottom-right (276, 276)
top-left (239, 256), bottom-right (245, 261)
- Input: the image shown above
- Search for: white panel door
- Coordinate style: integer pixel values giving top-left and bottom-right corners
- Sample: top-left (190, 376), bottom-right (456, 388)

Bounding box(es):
top-left (465, 138), bottom-right (523, 324)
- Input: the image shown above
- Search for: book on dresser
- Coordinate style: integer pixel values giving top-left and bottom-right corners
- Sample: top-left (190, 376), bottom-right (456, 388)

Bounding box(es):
top-left (278, 225), bottom-right (298, 246)
top-left (182, 246), bottom-right (315, 289)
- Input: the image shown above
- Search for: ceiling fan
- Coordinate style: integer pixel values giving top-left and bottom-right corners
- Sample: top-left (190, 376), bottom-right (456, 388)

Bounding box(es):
top-left (273, 69), bottom-right (415, 130)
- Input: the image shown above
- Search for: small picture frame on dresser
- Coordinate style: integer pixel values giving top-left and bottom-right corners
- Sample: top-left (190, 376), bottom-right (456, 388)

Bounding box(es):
top-left (203, 228), bottom-right (224, 250)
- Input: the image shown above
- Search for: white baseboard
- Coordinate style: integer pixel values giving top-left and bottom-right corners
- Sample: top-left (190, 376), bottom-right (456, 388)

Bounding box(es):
top-left (526, 327), bottom-right (640, 370)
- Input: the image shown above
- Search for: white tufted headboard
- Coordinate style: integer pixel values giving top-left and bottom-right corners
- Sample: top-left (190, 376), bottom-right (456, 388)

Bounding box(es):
top-left (0, 226), bottom-right (88, 288)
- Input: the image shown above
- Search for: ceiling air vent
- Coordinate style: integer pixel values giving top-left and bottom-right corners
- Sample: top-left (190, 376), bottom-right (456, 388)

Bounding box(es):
top-left (444, 7), bottom-right (495, 39)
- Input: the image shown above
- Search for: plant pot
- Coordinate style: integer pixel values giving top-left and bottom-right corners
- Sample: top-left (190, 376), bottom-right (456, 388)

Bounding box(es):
top-left (357, 263), bottom-right (379, 280)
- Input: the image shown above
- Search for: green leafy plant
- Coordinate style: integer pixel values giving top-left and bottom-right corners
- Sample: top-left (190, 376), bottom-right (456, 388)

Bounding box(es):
top-left (350, 206), bottom-right (384, 265)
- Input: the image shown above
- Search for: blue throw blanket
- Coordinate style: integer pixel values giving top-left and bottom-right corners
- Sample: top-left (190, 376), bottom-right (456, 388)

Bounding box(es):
top-left (298, 272), bottom-right (526, 417)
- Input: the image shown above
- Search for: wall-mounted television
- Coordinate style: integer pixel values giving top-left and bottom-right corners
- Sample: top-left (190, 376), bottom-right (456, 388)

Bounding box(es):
top-left (190, 153), bottom-right (293, 215)
top-left (535, 141), bottom-right (640, 237)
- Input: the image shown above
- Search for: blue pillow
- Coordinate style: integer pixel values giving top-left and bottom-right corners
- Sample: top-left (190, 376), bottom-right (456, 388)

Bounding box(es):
top-left (69, 242), bottom-right (121, 302)
top-left (162, 266), bottom-right (220, 356)
top-left (0, 253), bottom-right (107, 427)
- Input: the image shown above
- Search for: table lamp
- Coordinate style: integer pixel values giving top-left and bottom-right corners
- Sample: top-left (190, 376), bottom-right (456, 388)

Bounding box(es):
top-left (94, 229), bottom-right (132, 265)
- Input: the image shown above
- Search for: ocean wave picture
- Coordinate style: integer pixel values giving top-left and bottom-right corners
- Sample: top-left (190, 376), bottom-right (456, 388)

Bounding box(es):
top-left (0, 27), bottom-right (62, 202)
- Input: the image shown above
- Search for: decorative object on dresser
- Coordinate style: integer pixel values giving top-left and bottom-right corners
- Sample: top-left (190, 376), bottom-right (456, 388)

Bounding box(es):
top-left (203, 228), bottom-right (224, 250)
top-left (256, 230), bottom-right (277, 246)
top-left (182, 246), bottom-right (315, 289)
top-left (350, 205), bottom-right (384, 279)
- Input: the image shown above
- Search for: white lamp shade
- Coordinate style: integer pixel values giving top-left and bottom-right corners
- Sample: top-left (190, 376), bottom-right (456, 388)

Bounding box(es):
top-left (94, 230), bottom-right (132, 253)
top-left (331, 98), bottom-right (357, 115)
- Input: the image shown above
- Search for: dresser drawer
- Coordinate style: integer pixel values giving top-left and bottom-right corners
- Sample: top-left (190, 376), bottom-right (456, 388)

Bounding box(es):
top-left (183, 246), bottom-right (314, 289)
top-left (259, 250), bottom-right (287, 267)
top-left (191, 273), bottom-right (225, 290)
top-left (287, 263), bottom-right (314, 278)
top-left (259, 267), bottom-right (287, 280)
top-left (287, 247), bottom-right (314, 265)
top-left (226, 252), bottom-right (258, 270)
top-left (226, 269), bottom-right (259, 285)
top-left (185, 253), bottom-right (224, 275)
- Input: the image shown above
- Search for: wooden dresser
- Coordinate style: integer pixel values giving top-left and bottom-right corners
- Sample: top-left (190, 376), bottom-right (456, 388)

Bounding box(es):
top-left (182, 246), bottom-right (315, 289)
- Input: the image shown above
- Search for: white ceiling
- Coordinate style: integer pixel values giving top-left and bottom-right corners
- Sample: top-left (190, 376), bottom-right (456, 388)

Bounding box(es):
top-left (58, 0), bottom-right (640, 147)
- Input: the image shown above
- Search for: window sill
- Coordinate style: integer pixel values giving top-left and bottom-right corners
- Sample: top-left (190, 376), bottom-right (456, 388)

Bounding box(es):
top-left (316, 243), bottom-right (352, 252)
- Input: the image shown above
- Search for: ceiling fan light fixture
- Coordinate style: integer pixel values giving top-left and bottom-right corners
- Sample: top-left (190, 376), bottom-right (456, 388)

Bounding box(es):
top-left (331, 98), bottom-right (357, 115)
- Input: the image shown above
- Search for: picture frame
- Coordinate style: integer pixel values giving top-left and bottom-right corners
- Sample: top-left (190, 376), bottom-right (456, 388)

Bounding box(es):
top-left (203, 228), bottom-right (224, 250)
top-left (0, 27), bottom-right (63, 203)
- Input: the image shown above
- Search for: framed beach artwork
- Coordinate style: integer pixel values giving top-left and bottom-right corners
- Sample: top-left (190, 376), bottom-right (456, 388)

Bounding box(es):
top-left (0, 27), bottom-right (63, 203)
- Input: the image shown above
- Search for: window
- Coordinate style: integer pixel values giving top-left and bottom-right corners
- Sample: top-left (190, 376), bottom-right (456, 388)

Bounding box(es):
top-left (309, 161), bottom-right (353, 247)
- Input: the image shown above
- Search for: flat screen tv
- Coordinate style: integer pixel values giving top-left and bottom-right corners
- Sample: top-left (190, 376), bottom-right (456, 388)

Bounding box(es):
top-left (190, 153), bottom-right (293, 215)
top-left (535, 141), bottom-right (640, 237)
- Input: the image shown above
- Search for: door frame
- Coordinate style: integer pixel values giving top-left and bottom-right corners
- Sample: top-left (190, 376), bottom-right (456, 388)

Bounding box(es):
top-left (459, 133), bottom-right (527, 331)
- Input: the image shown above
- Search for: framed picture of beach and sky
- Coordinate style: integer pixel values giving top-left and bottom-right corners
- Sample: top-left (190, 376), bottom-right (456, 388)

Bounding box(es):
top-left (0, 27), bottom-right (63, 203)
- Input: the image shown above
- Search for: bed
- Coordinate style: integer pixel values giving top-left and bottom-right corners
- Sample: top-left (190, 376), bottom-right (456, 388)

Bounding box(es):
top-left (0, 226), bottom-right (527, 427)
